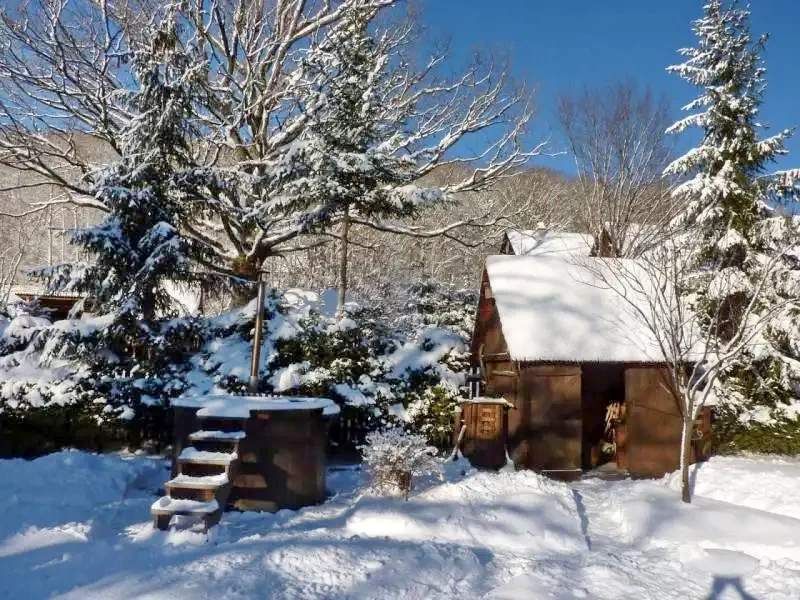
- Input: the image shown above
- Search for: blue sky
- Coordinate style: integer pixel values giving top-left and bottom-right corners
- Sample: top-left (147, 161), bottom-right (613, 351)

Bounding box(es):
top-left (421, 1), bottom-right (799, 176)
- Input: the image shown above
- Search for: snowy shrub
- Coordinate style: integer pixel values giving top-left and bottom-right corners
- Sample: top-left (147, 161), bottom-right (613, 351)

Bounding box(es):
top-left (393, 282), bottom-right (475, 445)
top-left (713, 406), bottom-right (800, 455)
top-left (0, 281), bottom-right (475, 457)
top-left (267, 304), bottom-right (398, 433)
top-left (360, 426), bottom-right (439, 498)
top-left (265, 281), bottom-right (474, 448)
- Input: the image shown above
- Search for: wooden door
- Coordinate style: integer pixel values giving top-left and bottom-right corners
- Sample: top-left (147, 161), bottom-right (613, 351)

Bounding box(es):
top-left (516, 365), bottom-right (582, 476)
top-left (484, 361), bottom-right (519, 465)
top-left (625, 366), bottom-right (683, 478)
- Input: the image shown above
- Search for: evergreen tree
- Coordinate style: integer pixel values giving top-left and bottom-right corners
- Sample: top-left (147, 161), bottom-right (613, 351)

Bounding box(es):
top-left (26, 10), bottom-right (209, 437)
top-left (264, 4), bottom-right (442, 313)
top-left (42, 13), bottom-right (205, 323)
top-left (665, 0), bottom-right (800, 426)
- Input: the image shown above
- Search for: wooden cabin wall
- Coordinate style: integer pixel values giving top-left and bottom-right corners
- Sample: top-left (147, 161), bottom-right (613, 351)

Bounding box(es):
top-left (471, 269), bottom-right (509, 362)
top-left (233, 409), bottom-right (327, 511)
top-left (625, 366), bottom-right (683, 478)
top-left (513, 365), bottom-right (582, 476)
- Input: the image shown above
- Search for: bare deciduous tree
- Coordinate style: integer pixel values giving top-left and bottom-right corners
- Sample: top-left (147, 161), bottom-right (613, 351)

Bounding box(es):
top-left (268, 167), bottom-right (572, 314)
top-left (558, 80), bottom-right (679, 257)
top-left (0, 210), bottom-right (47, 304)
top-left (0, 0), bottom-right (543, 303)
top-left (588, 236), bottom-right (792, 502)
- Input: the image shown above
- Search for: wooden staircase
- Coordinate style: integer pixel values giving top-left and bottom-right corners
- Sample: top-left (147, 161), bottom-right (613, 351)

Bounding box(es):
top-left (152, 417), bottom-right (247, 530)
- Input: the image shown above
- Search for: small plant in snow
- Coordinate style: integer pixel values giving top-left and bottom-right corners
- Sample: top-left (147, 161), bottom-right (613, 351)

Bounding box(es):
top-left (360, 427), bottom-right (439, 499)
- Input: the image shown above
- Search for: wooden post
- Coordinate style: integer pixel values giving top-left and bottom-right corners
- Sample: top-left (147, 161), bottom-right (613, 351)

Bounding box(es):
top-left (248, 270), bottom-right (267, 394)
top-left (336, 206), bottom-right (351, 319)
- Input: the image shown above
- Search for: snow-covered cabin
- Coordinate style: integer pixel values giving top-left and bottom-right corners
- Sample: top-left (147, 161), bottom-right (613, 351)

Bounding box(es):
top-left (500, 225), bottom-right (662, 259)
top-left (500, 229), bottom-right (594, 257)
top-left (467, 254), bottom-right (710, 479)
top-left (8, 284), bottom-right (85, 320)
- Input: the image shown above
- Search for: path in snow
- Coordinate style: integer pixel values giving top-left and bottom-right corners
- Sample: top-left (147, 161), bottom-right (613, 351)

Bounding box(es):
top-left (492, 468), bottom-right (800, 599)
top-left (1, 452), bottom-right (800, 599)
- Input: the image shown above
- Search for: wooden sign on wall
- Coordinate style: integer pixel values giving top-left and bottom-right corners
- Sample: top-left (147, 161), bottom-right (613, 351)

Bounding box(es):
top-left (478, 406), bottom-right (498, 439)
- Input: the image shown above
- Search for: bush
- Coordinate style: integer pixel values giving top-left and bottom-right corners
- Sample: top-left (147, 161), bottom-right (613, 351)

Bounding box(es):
top-left (0, 280), bottom-right (476, 457)
top-left (360, 426), bottom-right (439, 498)
top-left (269, 282), bottom-right (474, 449)
top-left (0, 404), bottom-right (125, 458)
top-left (713, 406), bottom-right (800, 455)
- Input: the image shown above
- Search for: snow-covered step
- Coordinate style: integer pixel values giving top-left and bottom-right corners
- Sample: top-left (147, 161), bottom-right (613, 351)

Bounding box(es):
top-left (165, 473), bottom-right (229, 489)
top-left (188, 430), bottom-right (246, 442)
top-left (177, 447), bottom-right (238, 465)
top-left (151, 496), bottom-right (219, 516)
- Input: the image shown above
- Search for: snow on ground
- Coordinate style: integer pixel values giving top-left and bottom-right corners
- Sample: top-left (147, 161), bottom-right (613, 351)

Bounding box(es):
top-left (1, 452), bottom-right (799, 599)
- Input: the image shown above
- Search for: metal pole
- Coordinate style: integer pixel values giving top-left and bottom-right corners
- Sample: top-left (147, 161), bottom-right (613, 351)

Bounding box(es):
top-left (248, 270), bottom-right (267, 394)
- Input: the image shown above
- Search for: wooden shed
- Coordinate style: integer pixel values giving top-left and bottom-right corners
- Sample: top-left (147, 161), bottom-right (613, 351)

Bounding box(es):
top-left (10, 288), bottom-right (84, 321)
top-left (467, 254), bottom-right (710, 479)
top-left (500, 229), bottom-right (594, 257)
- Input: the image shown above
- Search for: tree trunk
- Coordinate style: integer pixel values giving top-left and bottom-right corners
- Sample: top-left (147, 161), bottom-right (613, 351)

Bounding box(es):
top-left (679, 414), bottom-right (694, 503)
top-left (230, 254), bottom-right (260, 308)
top-left (337, 207), bottom-right (351, 319)
top-left (47, 205), bottom-right (53, 266)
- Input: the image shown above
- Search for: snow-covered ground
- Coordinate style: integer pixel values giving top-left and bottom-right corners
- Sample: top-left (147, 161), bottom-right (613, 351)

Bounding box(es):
top-left (1, 452), bottom-right (799, 599)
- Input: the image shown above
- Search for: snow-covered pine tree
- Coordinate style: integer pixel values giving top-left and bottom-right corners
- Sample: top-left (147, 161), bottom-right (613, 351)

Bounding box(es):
top-left (264, 3), bottom-right (442, 313)
top-left (42, 13), bottom-right (205, 321)
top-left (27, 10), bottom-right (209, 440)
top-left (665, 0), bottom-right (800, 439)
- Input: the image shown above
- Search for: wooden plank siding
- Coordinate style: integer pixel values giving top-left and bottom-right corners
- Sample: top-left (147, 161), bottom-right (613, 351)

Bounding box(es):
top-left (471, 269), bottom-right (510, 362)
top-left (170, 407), bottom-right (328, 512)
top-left (515, 365), bottom-right (582, 476)
top-left (459, 402), bottom-right (508, 469)
top-left (232, 409), bottom-right (327, 510)
top-left (625, 366), bottom-right (684, 478)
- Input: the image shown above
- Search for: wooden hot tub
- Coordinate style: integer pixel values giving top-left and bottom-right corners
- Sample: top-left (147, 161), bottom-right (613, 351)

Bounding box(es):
top-left (155, 395), bottom-right (339, 527)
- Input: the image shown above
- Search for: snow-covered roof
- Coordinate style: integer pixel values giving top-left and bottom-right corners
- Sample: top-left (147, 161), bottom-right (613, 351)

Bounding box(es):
top-left (504, 229), bottom-right (594, 257)
top-left (484, 255), bottom-right (669, 363)
top-left (8, 285), bottom-right (84, 299)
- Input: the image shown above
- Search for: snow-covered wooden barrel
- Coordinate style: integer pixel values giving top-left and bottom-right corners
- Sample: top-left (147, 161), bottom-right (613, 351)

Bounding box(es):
top-left (454, 397), bottom-right (514, 470)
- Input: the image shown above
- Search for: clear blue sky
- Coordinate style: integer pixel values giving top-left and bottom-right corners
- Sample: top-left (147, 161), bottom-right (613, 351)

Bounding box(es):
top-left (421, 1), bottom-right (800, 176)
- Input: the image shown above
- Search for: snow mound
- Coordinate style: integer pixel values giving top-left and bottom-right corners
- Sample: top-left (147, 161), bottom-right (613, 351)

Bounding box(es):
top-left (618, 484), bottom-right (800, 562)
top-left (1, 452), bottom-right (800, 599)
top-left (0, 450), bottom-right (163, 559)
top-left (663, 454), bottom-right (800, 519)
top-left (347, 470), bottom-right (585, 555)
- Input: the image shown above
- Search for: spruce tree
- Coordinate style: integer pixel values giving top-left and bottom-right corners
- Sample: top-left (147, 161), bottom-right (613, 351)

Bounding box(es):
top-left (30, 12), bottom-right (208, 438)
top-left (43, 17), bottom-right (204, 323)
top-left (665, 0), bottom-right (800, 427)
top-left (264, 4), bottom-right (441, 313)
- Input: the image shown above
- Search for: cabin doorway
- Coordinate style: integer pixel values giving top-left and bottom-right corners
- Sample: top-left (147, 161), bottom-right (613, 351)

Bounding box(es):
top-left (581, 364), bottom-right (625, 471)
